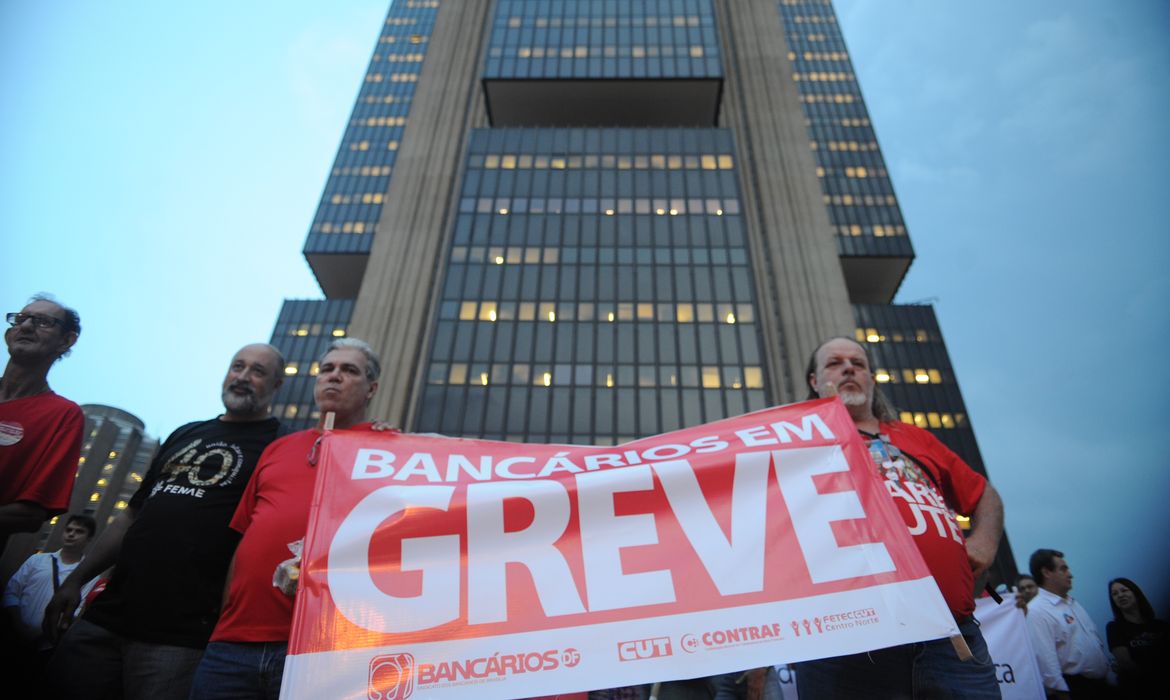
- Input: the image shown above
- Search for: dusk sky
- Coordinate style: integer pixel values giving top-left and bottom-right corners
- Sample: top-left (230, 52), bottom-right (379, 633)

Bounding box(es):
top-left (3, 0), bottom-right (1167, 637)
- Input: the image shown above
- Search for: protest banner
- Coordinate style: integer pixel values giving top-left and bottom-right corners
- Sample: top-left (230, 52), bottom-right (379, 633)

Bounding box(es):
top-left (973, 594), bottom-right (1046, 699)
top-left (281, 398), bottom-right (958, 699)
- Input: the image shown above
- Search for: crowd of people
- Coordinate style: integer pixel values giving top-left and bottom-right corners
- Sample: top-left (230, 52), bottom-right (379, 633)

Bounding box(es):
top-left (1, 294), bottom-right (1165, 699)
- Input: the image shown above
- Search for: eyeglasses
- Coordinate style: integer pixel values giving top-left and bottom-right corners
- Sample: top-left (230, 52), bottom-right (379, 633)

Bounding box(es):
top-left (6, 312), bottom-right (66, 330)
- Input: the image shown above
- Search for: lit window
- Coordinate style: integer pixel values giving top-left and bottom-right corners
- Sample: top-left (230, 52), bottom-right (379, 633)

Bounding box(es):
top-left (284, 364), bottom-right (299, 376)
top-left (448, 364), bottom-right (468, 385)
top-left (676, 304), bottom-right (695, 322)
top-left (744, 367), bottom-right (764, 389)
top-left (459, 302), bottom-right (477, 320)
top-left (701, 367), bottom-right (721, 389)
top-left (874, 370), bottom-right (891, 383)
top-left (914, 370), bottom-right (930, 384)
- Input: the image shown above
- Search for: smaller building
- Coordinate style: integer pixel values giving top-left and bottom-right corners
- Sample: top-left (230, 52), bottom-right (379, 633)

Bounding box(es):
top-left (0, 404), bottom-right (157, 583)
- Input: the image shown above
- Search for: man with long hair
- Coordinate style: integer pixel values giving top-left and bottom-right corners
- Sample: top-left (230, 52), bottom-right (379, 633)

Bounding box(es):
top-left (793, 337), bottom-right (1004, 699)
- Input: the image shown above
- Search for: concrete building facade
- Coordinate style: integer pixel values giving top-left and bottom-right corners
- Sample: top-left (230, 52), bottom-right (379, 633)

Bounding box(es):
top-left (267, 0), bottom-right (1014, 584)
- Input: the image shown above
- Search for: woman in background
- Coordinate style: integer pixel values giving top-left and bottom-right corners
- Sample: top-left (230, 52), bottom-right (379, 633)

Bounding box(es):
top-left (1106, 577), bottom-right (1168, 695)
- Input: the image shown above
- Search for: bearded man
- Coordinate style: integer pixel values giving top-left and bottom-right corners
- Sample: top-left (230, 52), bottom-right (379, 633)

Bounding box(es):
top-left (793, 337), bottom-right (1005, 699)
top-left (45, 344), bottom-right (285, 700)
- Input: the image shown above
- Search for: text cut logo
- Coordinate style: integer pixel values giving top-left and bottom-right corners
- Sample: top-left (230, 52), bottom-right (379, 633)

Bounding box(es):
top-left (369, 653), bottom-right (415, 700)
top-left (618, 637), bottom-right (673, 662)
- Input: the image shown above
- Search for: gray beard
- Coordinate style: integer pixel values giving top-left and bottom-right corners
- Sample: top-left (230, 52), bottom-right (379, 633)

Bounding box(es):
top-left (837, 388), bottom-right (869, 407)
top-left (222, 389), bottom-right (258, 415)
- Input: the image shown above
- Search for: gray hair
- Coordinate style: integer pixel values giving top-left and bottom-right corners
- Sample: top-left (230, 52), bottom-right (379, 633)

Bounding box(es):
top-left (27, 292), bottom-right (81, 359)
top-left (319, 338), bottom-right (381, 382)
top-left (29, 293), bottom-right (81, 336)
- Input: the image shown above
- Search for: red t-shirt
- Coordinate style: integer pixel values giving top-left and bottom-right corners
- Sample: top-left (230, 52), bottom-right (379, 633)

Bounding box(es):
top-left (869, 421), bottom-right (986, 619)
top-left (212, 424), bottom-right (374, 643)
top-left (0, 391), bottom-right (84, 514)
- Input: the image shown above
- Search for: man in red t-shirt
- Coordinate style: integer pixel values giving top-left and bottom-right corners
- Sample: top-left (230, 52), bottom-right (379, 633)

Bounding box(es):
top-left (793, 337), bottom-right (1005, 699)
top-left (190, 338), bottom-right (384, 700)
top-left (0, 294), bottom-right (84, 560)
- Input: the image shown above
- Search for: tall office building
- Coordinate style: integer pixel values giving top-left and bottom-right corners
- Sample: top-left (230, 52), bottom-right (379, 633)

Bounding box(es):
top-left (268, 0), bottom-right (1014, 584)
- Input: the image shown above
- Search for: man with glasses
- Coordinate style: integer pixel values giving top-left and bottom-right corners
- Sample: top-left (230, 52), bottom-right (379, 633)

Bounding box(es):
top-left (44, 343), bottom-right (286, 700)
top-left (792, 337), bottom-right (1005, 699)
top-left (0, 294), bottom-right (84, 560)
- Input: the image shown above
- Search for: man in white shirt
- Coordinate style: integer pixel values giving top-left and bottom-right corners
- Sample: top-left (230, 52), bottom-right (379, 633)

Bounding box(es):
top-left (1026, 548), bottom-right (1113, 698)
top-left (3, 514), bottom-right (96, 658)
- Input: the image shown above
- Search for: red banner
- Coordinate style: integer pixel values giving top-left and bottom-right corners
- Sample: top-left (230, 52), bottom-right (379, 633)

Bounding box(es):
top-left (283, 398), bottom-right (956, 699)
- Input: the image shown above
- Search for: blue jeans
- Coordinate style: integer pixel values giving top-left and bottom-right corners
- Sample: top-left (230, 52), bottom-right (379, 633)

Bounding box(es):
top-left (793, 618), bottom-right (1000, 699)
top-left (47, 617), bottom-right (204, 700)
top-left (189, 641), bottom-right (288, 700)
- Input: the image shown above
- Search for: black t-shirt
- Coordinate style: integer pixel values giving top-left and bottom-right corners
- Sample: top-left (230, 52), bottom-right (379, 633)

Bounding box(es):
top-left (85, 416), bottom-right (280, 647)
top-left (1106, 617), bottom-right (1170, 684)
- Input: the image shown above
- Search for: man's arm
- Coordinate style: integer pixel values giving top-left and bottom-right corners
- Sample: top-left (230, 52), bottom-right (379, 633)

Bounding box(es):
top-left (964, 483), bottom-right (1003, 577)
top-left (221, 549), bottom-right (238, 609)
top-left (42, 508), bottom-right (137, 642)
top-left (0, 502), bottom-right (48, 537)
top-left (3, 556), bottom-right (35, 635)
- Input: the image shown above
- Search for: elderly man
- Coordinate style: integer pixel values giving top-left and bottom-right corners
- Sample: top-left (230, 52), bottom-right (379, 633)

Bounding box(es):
top-left (793, 337), bottom-right (1005, 699)
top-left (190, 338), bottom-right (383, 700)
top-left (1026, 549), bottom-right (1112, 699)
top-left (0, 295), bottom-right (84, 558)
top-left (45, 343), bottom-right (285, 700)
